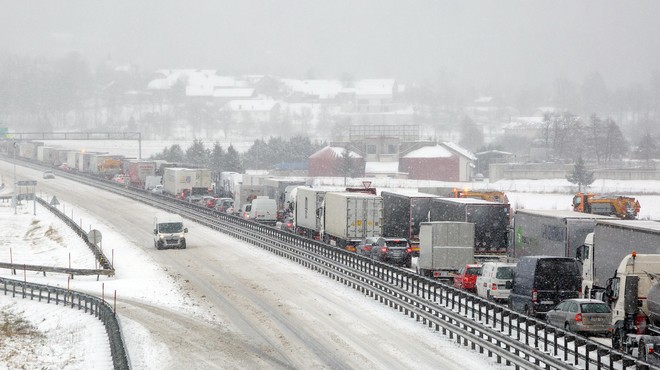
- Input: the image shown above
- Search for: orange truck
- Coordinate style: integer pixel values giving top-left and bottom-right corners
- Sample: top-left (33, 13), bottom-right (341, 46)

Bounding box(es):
top-left (572, 193), bottom-right (640, 220)
top-left (452, 188), bottom-right (509, 204)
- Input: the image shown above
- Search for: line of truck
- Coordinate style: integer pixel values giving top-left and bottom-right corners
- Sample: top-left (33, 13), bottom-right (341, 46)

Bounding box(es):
top-left (512, 208), bottom-right (660, 361)
top-left (292, 187), bottom-right (510, 271)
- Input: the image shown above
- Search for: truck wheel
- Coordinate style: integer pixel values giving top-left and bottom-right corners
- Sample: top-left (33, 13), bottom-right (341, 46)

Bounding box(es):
top-left (486, 291), bottom-right (492, 301)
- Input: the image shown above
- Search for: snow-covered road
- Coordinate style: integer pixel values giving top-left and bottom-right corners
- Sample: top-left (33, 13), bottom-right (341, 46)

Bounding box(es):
top-left (0, 161), bottom-right (505, 369)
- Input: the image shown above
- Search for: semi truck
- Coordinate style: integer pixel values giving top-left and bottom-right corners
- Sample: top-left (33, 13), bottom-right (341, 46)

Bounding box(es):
top-left (162, 167), bottom-right (213, 198)
top-left (127, 160), bottom-right (157, 188)
top-left (511, 209), bottom-right (613, 259)
top-left (597, 253), bottom-right (660, 358)
top-left (295, 187), bottom-right (327, 239)
top-left (577, 220), bottom-right (660, 299)
top-left (321, 192), bottom-right (383, 249)
top-left (415, 222), bottom-right (474, 281)
top-left (429, 198), bottom-right (509, 256)
top-left (381, 191), bottom-right (439, 255)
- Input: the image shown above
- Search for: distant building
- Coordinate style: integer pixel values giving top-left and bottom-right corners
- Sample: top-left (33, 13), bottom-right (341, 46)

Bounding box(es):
top-left (308, 146), bottom-right (364, 177)
top-left (400, 145), bottom-right (459, 181)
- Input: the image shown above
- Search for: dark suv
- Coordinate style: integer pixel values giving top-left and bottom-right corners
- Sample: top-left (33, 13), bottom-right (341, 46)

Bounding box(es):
top-left (373, 237), bottom-right (412, 267)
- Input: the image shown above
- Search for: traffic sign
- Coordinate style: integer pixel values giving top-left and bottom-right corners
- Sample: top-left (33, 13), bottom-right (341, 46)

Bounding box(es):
top-left (88, 229), bottom-right (102, 245)
top-left (50, 196), bottom-right (60, 206)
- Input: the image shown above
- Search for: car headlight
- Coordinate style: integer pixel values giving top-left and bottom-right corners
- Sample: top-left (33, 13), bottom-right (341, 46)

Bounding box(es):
top-left (159, 235), bottom-right (165, 240)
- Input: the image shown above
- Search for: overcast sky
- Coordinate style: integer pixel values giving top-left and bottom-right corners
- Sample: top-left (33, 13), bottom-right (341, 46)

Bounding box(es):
top-left (2, 1), bottom-right (659, 89)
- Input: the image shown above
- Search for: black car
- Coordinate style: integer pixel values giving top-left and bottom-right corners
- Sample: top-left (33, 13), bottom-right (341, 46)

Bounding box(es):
top-left (508, 256), bottom-right (582, 317)
top-left (372, 237), bottom-right (412, 267)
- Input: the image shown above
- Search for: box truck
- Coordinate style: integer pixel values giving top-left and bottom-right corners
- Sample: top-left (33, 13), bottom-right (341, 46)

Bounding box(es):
top-left (381, 191), bottom-right (439, 255)
top-left (430, 198), bottom-right (509, 256)
top-left (416, 222), bottom-right (474, 281)
top-left (321, 192), bottom-right (383, 249)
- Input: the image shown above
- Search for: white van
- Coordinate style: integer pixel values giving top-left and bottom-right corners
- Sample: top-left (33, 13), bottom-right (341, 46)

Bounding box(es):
top-left (153, 213), bottom-right (188, 249)
top-left (244, 196), bottom-right (277, 225)
top-left (475, 262), bottom-right (516, 302)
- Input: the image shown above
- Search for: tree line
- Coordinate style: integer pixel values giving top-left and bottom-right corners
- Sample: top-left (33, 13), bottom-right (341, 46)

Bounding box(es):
top-left (149, 136), bottom-right (326, 173)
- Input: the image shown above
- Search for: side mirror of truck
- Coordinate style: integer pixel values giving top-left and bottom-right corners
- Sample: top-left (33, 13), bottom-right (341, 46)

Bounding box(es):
top-left (153, 229), bottom-right (157, 235)
top-left (184, 228), bottom-right (188, 233)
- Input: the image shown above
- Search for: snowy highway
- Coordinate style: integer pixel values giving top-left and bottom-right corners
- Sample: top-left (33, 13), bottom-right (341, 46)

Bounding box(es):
top-left (0, 160), bottom-right (501, 369)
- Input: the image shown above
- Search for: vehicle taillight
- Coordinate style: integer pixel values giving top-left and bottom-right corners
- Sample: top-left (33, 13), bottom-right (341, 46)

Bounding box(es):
top-left (574, 313), bottom-right (582, 322)
top-left (286, 222), bottom-right (293, 228)
top-left (532, 289), bottom-right (538, 303)
top-left (649, 347), bottom-right (655, 355)
top-left (491, 283), bottom-right (497, 291)
top-left (406, 247), bottom-right (413, 254)
top-left (381, 247), bottom-right (388, 253)
top-left (635, 312), bottom-right (649, 334)
top-left (364, 246), bottom-right (372, 252)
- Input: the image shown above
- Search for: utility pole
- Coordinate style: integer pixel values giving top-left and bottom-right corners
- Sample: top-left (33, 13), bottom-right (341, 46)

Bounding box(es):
top-left (12, 141), bottom-right (17, 215)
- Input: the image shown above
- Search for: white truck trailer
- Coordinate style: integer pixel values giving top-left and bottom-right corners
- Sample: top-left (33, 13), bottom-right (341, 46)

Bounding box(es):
top-left (294, 187), bottom-right (332, 239)
top-left (578, 220), bottom-right (660, 299)
top-left (416, 222), bottom-right (474, 281)
top-left (321, 192), bottom-right (383, 249)
top-left (511, 209), bottom-right (613, 259)
top-left (162, 167), bottom-right (213, 198)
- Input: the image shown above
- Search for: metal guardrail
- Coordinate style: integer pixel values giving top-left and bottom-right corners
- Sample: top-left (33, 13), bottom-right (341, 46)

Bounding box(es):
top-left (0, 262), bottom-right (114, 277)
top-left (0, 277), bottom-right (129, 370)
top-left (35, 196), bottom-right (114, 272)
top-left (0, 187), bottom-right (128, 369)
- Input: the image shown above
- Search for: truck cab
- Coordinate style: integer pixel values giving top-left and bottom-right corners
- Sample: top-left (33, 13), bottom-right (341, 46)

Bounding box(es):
top-left (603, 253), bottom-right (660, 352)
top-left (576, 232), bottom-right (595, 298)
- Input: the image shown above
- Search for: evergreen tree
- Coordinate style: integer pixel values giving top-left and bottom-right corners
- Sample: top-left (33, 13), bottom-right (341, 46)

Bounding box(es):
top-left (209, 141), bottom-right (226, 172)
top-left (243, 139), bottom-right (269, 169)
top-left (336, 148), bottom-right (360, 185)
top-left (603, 118), bottom-right (628, 162)
top-left (225, 145), bottom-right (242, 172)
top-left (151, 144), bottom-right (185, 162)
top-left (637, 133), bottom-right (658, 166)
top-left (566, 156), bottom-right (595, 192)
top-left (185, 138), bottom-right (209, 165)
top-left (167, 144), bottom-right (185, 162)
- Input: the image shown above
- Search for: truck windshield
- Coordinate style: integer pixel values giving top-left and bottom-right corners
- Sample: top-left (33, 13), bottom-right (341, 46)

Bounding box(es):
top-left (159, 222), bottom-right (183, 233)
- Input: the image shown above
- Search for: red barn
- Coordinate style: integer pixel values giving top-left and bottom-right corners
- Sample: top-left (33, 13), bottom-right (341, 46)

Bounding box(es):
top-left (308, 146), bottom-right (364, 177)
top-left (400, 145), bottom-right (459, 181)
